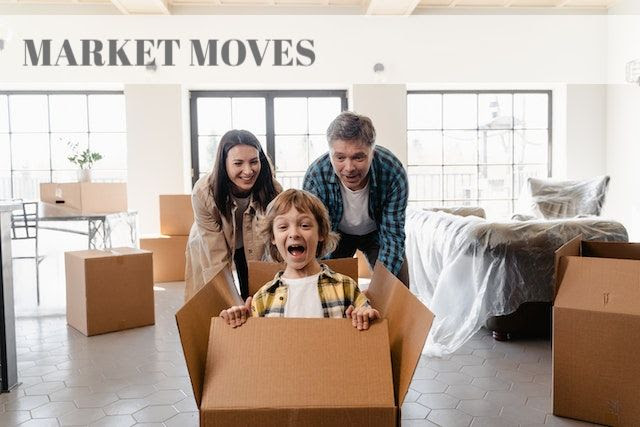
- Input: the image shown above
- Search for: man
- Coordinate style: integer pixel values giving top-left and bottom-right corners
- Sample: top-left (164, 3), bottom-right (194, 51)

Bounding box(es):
top-left (303, 111), bottom-right (409, 286)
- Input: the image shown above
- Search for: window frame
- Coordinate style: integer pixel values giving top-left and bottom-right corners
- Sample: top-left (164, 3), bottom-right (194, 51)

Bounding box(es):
top-left (189, 90), bottom-right (348, 187)
top-left (406, 89), bottom-right (553, 212)
top-left (0, 90), bottom-right (126, 200)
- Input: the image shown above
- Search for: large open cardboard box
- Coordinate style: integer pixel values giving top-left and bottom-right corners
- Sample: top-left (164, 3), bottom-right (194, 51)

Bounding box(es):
top-left (40, 182), bottom-right (127, 214)
top-left (176, 262), bottom-right (434, 426)
top-left (159, 194), bottom-right (193, 236)
top-left (553, 236), bottom-right (640, 426)
top-left (65, 247), bottom-right (154, 336)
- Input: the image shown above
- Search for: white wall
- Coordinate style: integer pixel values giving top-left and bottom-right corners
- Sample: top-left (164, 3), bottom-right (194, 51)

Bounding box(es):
top-left (602, 0), bottom-right (640, 239)
top-left (564, 85), bottom-right (607, 180)
top-left (0, 14), bottom-right (621, 229)
top-left (125, 84), bottom-right (187, 235)
top-left (351, 84), bottom-right (407, 166)
top-left (0, 15), bottom-right (607, 84)
top-left (609, 0), bottom-right (640, 14)
top-left (603, 85), bottom-right (640, 239)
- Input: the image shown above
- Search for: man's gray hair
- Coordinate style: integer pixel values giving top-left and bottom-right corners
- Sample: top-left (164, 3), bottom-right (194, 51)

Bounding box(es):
top-left (326, 111), bottom-right (376, 147)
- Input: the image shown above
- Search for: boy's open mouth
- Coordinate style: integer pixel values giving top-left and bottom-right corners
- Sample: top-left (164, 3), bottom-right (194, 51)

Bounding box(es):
top-left (287, 244), bottom-right (306, 257)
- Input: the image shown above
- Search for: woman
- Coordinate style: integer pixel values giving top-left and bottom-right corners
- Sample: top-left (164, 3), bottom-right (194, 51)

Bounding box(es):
top-left (184, 129), bottom-right (281, 301)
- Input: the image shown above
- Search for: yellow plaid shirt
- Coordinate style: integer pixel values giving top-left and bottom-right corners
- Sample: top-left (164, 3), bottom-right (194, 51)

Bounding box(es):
top-left (251, 264), bottom-right (370, 318)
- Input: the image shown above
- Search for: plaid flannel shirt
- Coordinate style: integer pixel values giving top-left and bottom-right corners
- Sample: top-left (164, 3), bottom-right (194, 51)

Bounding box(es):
top-left (303, 145), bottom-right (408, 276)
top-left (251, 264), bottom-right (370, 318)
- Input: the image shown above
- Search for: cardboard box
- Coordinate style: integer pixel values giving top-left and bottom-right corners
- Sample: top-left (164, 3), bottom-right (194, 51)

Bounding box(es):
top-left (159, 194), bottom-right (193, 236)
top-left (40, 182), bottom-right (127, 214)
top-left (247, 257), bottom-right (358, 296)
top-left (176, 263), bottom-right (434, 426)
top-left (65, 247), bottom-right (154, 336)
top-left (553, 236), bottom-right (640, 426)
top-left (357, 250), bottom-right (372, 279)
top-left (140, 235), bottom-right (188, 283)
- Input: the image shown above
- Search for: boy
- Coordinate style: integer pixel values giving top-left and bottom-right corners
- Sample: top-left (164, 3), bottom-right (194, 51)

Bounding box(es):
top-left (220, 189), bottom-right (379, 330)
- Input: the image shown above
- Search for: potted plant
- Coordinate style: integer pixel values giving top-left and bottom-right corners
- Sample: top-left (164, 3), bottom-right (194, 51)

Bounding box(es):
top-left (66, 141), bottom-right (103, 182)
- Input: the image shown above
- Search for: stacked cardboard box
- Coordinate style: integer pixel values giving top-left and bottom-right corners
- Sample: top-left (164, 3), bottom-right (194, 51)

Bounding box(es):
top-left (65, 248), bottom-right (154, 336)
top-left (40, 182), bottom-right (127, 214)
top-left (554, 236), bottom-right (640, 425)
top-left (140, 195), bottom-right (193, 283)
top-left (176, 262), bottom-right (434, 426)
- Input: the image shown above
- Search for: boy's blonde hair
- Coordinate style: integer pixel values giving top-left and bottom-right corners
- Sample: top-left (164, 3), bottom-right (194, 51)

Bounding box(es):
top-left (260, 189), bottom-right (339, 262)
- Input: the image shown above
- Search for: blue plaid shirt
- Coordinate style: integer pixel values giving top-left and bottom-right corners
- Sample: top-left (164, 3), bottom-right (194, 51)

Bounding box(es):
top-left (303, 145), bottom-right (408, 276)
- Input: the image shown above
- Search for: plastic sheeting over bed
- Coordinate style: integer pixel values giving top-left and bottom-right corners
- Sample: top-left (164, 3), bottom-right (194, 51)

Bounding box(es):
top-left (405, 208), bottom-right (628, 357)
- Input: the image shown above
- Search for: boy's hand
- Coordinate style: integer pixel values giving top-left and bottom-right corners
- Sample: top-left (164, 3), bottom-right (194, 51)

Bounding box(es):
top-left (345, 305), bottom-right (380, 331)
top-left (220, 297), bottom-right (252, 328)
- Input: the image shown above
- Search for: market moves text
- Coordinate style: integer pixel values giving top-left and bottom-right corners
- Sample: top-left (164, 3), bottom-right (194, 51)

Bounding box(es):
top-left (23, 39), bottom-right (316, 67)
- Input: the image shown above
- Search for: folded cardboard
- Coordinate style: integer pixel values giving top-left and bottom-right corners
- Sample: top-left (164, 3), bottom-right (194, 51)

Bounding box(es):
top-left (40, 182), bottom-right (127, 214)
top-left (553, 236), bottom-right (640, 426)
top-left (65, 247), bottom-right (154, 336)
top-left (357, 250), bottom-right (372, 279)
top-left (176, 262), bottom-right (434, 426)
top-left (159, 194), bottom-right (193, 236)
top-left (247, 257), bottom-right (358, 296)
top-left (140, 235), bottom-right (188, 283)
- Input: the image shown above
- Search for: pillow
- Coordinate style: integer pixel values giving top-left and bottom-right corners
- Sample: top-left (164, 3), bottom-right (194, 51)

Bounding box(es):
top-left (520, 176), bottom-right (610, 219)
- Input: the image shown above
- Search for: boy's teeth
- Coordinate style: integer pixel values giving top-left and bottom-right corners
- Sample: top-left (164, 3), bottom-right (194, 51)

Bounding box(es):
top-left (287, 245), bottom-right (305, 256)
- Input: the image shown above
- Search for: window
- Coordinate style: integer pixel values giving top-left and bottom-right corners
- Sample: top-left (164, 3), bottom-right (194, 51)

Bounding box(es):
top-left (190, 90), bottom-right (347, 189)
top-left (407, 91), bottom-right (551, 218)
top-left (0, 92), bottom-right (127, 201)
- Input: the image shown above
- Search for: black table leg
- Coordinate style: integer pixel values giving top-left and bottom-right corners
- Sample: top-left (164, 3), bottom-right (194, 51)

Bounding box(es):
top-left (0, 210), bottom-right (19, 392)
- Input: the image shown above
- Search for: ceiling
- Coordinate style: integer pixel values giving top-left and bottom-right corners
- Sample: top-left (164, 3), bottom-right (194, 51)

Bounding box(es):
top-left (0, 0), bottom-right (619, 15)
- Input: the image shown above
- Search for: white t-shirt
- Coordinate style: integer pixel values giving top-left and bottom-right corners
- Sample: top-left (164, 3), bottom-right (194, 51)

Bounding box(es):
top-left (338, 181), bottom-right (377, 235)
top-left (282, 273), bottom-right (324, 318)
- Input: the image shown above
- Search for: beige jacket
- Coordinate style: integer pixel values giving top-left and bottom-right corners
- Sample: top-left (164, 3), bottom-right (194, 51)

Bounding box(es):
top-left (184, 173), bottom-right (281, 301)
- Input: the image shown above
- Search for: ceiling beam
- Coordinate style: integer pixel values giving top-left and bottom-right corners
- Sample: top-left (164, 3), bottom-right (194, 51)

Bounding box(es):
top-left (110, 0), bottom-right (171, 14)
top-left (366, 0), bottom-right (421, 15)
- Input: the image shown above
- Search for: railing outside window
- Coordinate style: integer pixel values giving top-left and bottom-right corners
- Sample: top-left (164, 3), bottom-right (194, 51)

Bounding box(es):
top-left (407, 91), bottom-right (551, 218)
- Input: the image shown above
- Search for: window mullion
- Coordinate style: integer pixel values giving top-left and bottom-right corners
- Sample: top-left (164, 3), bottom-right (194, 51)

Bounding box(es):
top-left (266, 94), bottom-right (275, 168)
top-left (190, 93), bottom-right (200, 188)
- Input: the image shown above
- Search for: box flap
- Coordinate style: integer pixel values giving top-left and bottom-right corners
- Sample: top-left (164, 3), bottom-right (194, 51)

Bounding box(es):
top-left (65, 248), bottom-right (150, 260)
top-left (108, 247), bottom-right (151, 256)
top-left (175, 268), bottom-right (241, 407)
top-left (554, 257), bottom-right (640, 316)
top-left (201, 318), bottom-right (395, 410)
top-left (366, 262), bottom-right (434, 406)
top-left (582, 241), bottom-right (640, 261)
top-left (247, 257), bottom-right (358, 296)
top-left (65, 249), bottom-right (119, 260)
top-left (554, 235), bottom-right (583, 299)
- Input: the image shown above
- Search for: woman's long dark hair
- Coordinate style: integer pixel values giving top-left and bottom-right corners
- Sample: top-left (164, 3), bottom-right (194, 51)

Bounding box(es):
top-left (208, 129), bottom-right (278, 221)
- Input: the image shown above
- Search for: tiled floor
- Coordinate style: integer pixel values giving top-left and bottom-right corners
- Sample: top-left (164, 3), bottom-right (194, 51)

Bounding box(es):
top-left (3, 281), bottom-right (601, 426)
top-left (4, 232), bottom-right (600, 426)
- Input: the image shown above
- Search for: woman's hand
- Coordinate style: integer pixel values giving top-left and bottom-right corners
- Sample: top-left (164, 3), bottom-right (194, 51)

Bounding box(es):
top-left (345, 305), bottom-right (380, 331)
top-left (220, 297), bottom-right (252, 328)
